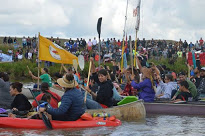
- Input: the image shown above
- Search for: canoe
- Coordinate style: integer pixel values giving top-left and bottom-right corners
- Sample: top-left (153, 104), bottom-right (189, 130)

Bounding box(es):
top-left (86, 100), bottom-right (146, 121)
top-left (0, 117), bottom-right (121, 129)
top-left (144, 101), bottom-right (205, 116)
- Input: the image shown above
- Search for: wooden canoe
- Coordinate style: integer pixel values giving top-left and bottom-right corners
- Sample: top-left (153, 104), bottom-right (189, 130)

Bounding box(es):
top-left (144, 101), bottom-right (205, 116)
top-left (86, 100), bottom-right (146, 121)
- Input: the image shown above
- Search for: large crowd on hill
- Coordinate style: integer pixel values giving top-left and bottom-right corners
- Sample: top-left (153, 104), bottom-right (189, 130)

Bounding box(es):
top-left (1, 36), bottom-right (205, 65)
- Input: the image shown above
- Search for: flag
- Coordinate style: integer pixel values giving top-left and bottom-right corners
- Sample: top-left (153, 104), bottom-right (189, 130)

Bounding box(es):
top-left (39, 35), bottom-right (78, 64)
top-left (135, 0), bottom-right (141, 31)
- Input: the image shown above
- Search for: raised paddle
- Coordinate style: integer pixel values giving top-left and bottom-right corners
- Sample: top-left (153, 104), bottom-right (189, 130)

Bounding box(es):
top-left (97, 17), bottom-right (102, 68)
top-left (84, 60), bottom-right (92, 103)
top-left (73, 59), bottom-right (78, 73)
top-left (28, 88), bottom-right (53, 129)
top-left (78, 55), bottom-right (85, 71)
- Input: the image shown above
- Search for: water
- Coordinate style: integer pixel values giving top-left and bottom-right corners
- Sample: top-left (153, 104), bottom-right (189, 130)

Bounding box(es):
top-left (1, 115), bottom-right (205, 136)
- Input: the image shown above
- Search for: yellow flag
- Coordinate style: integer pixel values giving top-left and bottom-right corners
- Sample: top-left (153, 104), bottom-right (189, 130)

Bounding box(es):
top-left (39, 35), bottom-right (78, 64)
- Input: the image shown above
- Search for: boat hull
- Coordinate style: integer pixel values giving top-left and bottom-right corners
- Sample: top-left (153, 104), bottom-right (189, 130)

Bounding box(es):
top-left (0, 117), bottom-right (121, 129)
top-left (144, 102), bottom-right (205, 116)
top-left (86, 101), bottom-right (146, 121)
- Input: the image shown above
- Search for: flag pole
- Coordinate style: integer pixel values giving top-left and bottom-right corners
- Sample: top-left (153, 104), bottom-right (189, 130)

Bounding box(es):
top-left (37, 32), bottom-right (40, 90)
top-left (129, 36), bottom-right (133, 75)
top-left (134, 31), bottom-right (138, 67)
top-left (134, 0), bottom-right (141, 67)
top-left (121, 0), bottom-right (128, 83)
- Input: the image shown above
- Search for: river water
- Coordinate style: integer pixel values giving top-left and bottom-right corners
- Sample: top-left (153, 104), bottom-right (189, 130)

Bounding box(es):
top-left (1, 115), bottom-right (205, 136)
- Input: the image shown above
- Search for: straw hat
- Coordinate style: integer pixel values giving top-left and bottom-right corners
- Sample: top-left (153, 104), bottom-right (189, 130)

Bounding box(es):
top-left (57, 74), bottom-right (78, 89)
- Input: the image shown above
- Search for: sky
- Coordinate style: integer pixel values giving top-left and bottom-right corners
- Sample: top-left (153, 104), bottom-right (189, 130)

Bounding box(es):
top-left (0, 0), bottom-right (205, 43)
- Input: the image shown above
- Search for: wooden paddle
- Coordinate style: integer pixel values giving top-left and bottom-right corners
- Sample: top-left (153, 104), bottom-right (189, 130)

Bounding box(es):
top-left (29, 88), bottom-right (53, 129)
top-left (84, 60), bottom-right (92, 103)
top-left (27, 65), bottom-right (35, 83)
top-left (78, 55), bottom-right (85, 71)
top-left (73, 59), bottom-right (78, 74)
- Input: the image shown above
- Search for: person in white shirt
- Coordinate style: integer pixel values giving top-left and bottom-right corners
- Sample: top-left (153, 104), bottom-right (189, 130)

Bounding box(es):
top-left (92, 37), bottom-right (97, 50)
top-left (28, 50), bottom-right (32, 60)
top-left (17, 52), bottom-right (23, 60)
top-left (22, 36), bottom-right (27, 49)
top-left (87, 39), bottom-right (93, 51)
top-left (156, 74), bottom-right (177, 99)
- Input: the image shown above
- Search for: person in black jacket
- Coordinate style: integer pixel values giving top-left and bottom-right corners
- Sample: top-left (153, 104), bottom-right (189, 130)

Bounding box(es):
top-left (85, 69), bottom-right (114, 108)
top-left (10, 82), bottom-right (32, 111)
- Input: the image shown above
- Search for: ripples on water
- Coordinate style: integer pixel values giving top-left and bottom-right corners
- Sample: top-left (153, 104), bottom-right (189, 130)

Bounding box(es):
top-left (1, 115), bottom-right (205, 136)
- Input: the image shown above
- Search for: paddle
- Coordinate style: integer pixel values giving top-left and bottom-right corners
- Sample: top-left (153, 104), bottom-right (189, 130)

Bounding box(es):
top-left (78, 55), bottom-right (85, 71)
top-left (73, 59), bottom-right (78, 73)
top-left (28, 88), bottom-right (53, 129)
top-left (84, 60), bottom-right (92, 103)
top-left (97, 17), bottom-right (102, 68)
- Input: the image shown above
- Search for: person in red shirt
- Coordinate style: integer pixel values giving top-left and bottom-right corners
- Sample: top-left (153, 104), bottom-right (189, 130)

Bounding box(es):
top-left (95, 53), bottom-right (99, 61)
top-left (199, 37), bottom-right (204, 47)
top-left (117, 40), bottom-right (121, 47)
top-left (32, 82), bottom-right (61, 108)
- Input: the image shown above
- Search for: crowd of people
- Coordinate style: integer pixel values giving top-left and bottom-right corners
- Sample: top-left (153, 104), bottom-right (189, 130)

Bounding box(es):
top-left (1, 36), bottom-right (205, 65)
top-left (0, 35), bottom-right (205, 122)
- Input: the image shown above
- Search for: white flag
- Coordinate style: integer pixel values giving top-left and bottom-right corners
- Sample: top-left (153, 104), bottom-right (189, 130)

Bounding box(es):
top-left (135, 0), bottom-right (141, 31)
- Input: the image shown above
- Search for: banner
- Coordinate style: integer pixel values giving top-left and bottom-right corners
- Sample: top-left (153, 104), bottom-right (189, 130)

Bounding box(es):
top-left (39, 35), bottom-right (77, 64)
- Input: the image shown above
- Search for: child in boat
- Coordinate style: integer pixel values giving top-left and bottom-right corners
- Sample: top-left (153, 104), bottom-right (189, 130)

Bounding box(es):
top-left (28, 93), bottom-right (52, 120)
top-left (174, 81), bottom-right (192, 102)
top-left (10, 82), bottom-right (32, 111)
top-left (32, 82), bottom-right (61, 109)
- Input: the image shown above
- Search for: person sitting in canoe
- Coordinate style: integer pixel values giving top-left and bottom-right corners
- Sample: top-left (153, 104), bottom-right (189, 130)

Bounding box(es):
top-left (10, 82), bottom-right (32, 111)
top-left (155, 74), bottom-right (177, 99)
top-left (32, 82), bottom-right (61, 109)
top-left (0, 72), bottom-right (13, 109)
top-left (172, 72), bottom-right (197, 101)
top-left (28, 93), bottom-right (52, 120)
top-left (121, 68), bottom-right (139, 96)
top-left (130, 57), bottom-right (155, 102)
top-left (174, 81), bottom-right (192, 102)
top-left (28, 67), bottom-right (52, 88)
top-left (85, 68), bottom-right (114, 108)
top-left (197, 67), bottom-right (205, 98)
top-left (39, 73), bottom-right (85, 121)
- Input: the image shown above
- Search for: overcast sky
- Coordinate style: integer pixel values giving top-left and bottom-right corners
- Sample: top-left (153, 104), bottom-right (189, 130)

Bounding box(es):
top-left (0, 0), bottom-right (205, 42)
